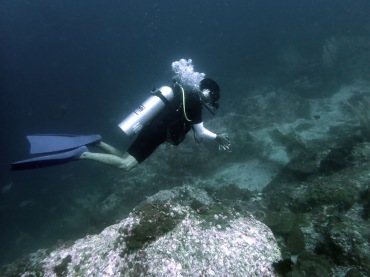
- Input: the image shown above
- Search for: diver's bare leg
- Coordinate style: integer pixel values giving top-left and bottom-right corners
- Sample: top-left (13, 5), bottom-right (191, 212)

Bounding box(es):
top-left (79, 152), bottom-right (138, 171)
top-left (97, 141), bottom-right (123, 157)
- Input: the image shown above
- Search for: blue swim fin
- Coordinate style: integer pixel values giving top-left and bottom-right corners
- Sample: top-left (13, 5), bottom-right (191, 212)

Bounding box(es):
top-left (27, 134), bottom-right (101, 154)
top-left (11, 146), bottom-right (88, 170)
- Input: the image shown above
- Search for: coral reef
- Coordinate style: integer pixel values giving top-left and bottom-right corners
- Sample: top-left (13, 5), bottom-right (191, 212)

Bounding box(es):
top-left (3, 77), bottom-right (370, 276)
top-left (0, 187), bottom-right (281, 276)
top-left (262, 143), bottom-right (370, 276)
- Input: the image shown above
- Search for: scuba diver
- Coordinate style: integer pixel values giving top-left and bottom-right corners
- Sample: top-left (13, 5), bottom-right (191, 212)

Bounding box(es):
top-left (11, 59), bottom-right (230, 171)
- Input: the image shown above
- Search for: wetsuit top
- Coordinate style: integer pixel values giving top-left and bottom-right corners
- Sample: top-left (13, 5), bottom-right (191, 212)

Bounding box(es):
top-left (162, 83), bottom-right (203, 145)
top-left (126, 83), bottom-right (203, 163)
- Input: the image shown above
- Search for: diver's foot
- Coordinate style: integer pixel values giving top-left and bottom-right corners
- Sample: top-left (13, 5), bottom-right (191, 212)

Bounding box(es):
top-left (79, 151), bottom-right (90, 159)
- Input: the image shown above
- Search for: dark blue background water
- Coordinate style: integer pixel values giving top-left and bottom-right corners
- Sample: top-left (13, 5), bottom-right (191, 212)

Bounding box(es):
top-left (1, 0), bottom-right (369, 265)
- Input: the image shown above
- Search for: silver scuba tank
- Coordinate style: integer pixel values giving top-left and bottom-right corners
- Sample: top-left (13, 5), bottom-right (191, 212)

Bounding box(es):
top-left (118, 86), bottom-right (175, 137)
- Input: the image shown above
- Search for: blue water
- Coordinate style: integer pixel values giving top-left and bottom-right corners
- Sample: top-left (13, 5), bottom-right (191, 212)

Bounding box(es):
top-left (0, 0), bottom-right (369, 266)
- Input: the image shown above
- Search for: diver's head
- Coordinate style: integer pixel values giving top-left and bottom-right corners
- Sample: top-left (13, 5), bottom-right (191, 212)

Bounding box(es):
top-left (199, 78), bottom-right (220, 112)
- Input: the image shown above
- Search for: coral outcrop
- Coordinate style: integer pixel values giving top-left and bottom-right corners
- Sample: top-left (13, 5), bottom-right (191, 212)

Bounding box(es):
top-left (1, 186), bottom-right (281, 276)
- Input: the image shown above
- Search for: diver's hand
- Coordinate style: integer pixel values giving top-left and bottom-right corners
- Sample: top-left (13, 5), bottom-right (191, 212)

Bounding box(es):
top-left (216, 133), bottom-right (230, 150)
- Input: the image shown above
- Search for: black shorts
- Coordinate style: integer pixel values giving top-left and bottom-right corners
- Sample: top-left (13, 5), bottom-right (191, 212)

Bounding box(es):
top-left (127, 122), bottom-right (167, 163)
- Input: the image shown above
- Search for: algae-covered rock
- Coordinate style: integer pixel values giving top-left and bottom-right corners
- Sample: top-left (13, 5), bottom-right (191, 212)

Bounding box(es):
top-left (359, 186), bottom-right (370, 220)
top-left (196, 202), bottom-right (242, 229)
top-left (146, 185), bottom-right (214, 207)
top-left (286, 228), bottom-right (305, 255)
top-left (309, 183), bottom-right (355, 211)
top-left (289, 179), bottom-right (357, 213)
top-left (208, 184), bottom-right (252, 202)
top-left (122, 202), bottom-right (185, 250)
top-left (292, 251), bottom-right (334, 277)
top-left (317, 220), bottom-right (370, 271)
top-left (53, 255), bottom-right (72, 277)
top-left (0, 186), bottom-right (281, 276)
top-left (263, 210), bottom-right (297, 235)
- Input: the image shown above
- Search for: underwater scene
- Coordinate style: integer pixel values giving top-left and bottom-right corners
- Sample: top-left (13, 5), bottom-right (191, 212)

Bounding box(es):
top-left (1, 0), bottom-right (370, 276)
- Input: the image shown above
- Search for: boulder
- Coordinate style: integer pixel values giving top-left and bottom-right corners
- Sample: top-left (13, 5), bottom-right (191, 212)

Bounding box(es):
top-left (2, 186), bottom-right (281, 276)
